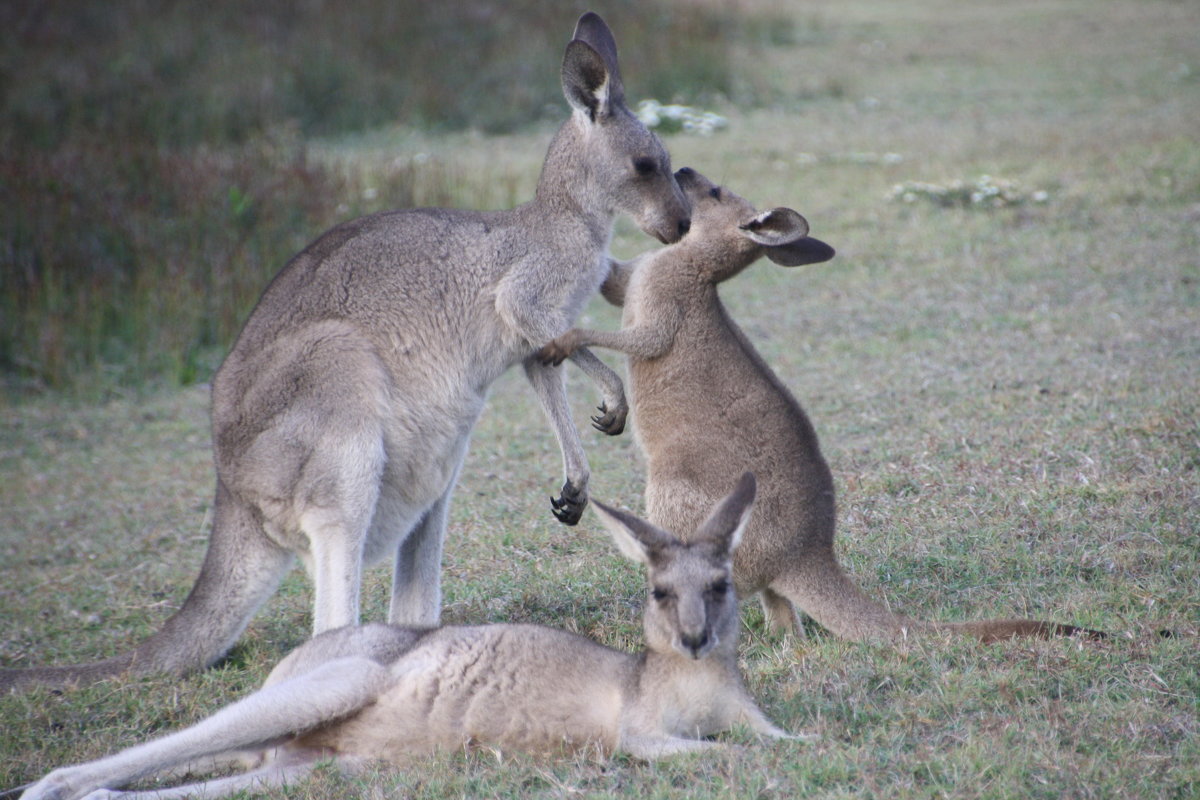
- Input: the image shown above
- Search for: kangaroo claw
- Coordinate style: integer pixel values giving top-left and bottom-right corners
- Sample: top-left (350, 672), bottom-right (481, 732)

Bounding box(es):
top-left (550, 481), bottom-right (587, 525)
top-left (591, 403), bottom-right (627, 436)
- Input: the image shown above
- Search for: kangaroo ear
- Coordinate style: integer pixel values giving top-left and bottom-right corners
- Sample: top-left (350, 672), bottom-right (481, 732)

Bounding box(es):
top-left (562, 41), bottom-right (616, 120)
top-left (739, 208), bottom-right (837, 266)
top-left (562, 14), bottom-right (625, 120)
top-left (572, 13), bottom-right (624, 96)
top-left (591, 499), bottom-right (677, 565)
top-left (694, 472), bottom-right (756, 554)
top-left (739, 208), bottom-right (808, 245)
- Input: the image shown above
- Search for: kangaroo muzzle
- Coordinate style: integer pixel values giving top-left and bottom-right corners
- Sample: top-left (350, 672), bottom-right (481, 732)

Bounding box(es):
top-left (675, 594), bottom-right (714, 660)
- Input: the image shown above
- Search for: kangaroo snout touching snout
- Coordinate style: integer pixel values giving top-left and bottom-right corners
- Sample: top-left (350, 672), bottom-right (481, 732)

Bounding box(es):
top-left (1, 12), bottom-right (689, 692)
top-left (18, 474), bottom-right (809, 800)
top-left (541, 168), bottom-right (1104, 645)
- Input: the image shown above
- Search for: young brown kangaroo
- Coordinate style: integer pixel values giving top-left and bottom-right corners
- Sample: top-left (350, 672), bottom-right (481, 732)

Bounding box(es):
top-left (0, 13), bottom-right (690, 692)
top-left (17, 474), bottom-right (804, 800)
top-left (540, 168), bottom-right (1103, 644)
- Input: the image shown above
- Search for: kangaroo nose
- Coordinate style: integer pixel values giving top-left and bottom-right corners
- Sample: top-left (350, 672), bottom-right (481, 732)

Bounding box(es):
top-left (677, 218), bottom-right (691, 237)
top-left (680, 631), bottom-right (708, 658)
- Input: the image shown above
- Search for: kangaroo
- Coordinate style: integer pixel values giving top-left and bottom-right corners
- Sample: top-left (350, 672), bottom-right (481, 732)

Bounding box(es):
top-left (0, 13), bottom-right (690, 692)
top-left (16, 474), bottom-right (803, 800)
top-left (539, 168), bottom-right (1103, 644)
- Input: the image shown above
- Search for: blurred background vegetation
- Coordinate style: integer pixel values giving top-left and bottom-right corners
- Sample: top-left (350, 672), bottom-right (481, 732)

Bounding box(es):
top-left (0, 0), bottom-right (780, 396)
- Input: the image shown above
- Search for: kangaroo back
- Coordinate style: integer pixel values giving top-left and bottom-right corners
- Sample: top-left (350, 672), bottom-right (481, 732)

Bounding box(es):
top-left (542, 168), bottom-right (1103, 645)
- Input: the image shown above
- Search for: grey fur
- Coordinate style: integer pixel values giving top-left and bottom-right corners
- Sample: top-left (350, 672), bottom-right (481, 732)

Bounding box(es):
top-left (0, 12), bottom-right (690, 692)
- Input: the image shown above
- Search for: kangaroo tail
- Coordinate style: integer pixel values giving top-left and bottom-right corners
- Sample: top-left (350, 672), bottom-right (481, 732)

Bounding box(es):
top-left (936, 619), bottom-right (1106, 643)
top-left (770, 549), bottom-right (1105, 643)
top-left (1, 481), bottom-right (293, 692)
top-left (771, 552), bottom-right (916, 642)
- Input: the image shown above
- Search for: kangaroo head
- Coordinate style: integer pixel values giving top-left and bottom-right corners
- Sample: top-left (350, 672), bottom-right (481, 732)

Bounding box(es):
top-left (591, 473), bottom-right (756, 660)
top-left (672, 167), bottom-right (834, 281)
top-left (557, 13), bottom-right (691, 244)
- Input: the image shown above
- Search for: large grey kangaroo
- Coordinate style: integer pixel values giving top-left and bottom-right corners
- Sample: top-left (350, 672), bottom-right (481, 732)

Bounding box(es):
top-left (540, 168), bottom-right (1103, 643)
top-left (17, 474), bottom-right (805, 800)
top-left (0, 13), bottom-right (690, 691)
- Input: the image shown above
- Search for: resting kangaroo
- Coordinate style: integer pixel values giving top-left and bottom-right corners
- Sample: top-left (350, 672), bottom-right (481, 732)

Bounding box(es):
top-left (0, 13), bottom-right (690, 691)
top-left (540, 168), bottom-right (1103, 643)
top-left (18, 474), bottom-right (802, 800)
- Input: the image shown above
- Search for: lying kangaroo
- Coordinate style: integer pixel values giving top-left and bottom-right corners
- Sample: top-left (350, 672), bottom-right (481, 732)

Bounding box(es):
top-left (0, 13), bottom-right (690, 692)
top-left (540, 168), bottom-right (1103, 643)
top-left (17, 474), bottom-right (802, 800)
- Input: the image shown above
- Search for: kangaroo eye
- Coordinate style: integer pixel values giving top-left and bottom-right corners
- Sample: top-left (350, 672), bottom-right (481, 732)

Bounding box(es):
top-left (709, 580), bottom-right (729, 596)
top-left (709, 187), bottom-right (722, 200)
top-left (633, 157), bottom-right (657, 176)
top-left (651, 587), bottom-right (672, 602)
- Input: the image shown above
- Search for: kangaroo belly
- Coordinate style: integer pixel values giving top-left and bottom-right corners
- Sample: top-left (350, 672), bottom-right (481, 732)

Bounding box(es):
top-left (632, 339), bottom-right (838, 591)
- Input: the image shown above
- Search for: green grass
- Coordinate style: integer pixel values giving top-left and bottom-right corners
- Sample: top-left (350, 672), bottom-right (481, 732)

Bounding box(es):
top-left (2, 0), bottom-right (1199, 797)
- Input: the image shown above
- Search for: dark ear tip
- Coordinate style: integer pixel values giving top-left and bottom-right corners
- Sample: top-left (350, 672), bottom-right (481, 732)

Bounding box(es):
top-left (765, 236), bottom-right (836, 267)
top-left (809, 238), bottom-right (835, 262)
top-left (735, 471), bottom-right (757, 501)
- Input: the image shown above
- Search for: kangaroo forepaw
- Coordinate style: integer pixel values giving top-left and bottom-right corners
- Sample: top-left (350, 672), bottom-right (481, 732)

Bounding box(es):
top-left (537, 339), bottom-right (572, 367)
top-left (591, 403), bottom-right (627, 436)
top-left (550, 481), bottom-right (587, 526)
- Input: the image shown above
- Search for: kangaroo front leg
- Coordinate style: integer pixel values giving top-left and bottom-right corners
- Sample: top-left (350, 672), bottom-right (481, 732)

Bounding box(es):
top-left (598, 257), bottom-right (637, 307)
top-left (538, 317), bottom-right (681, 366)
top-left (568, 347), bottom-right (628, 435)
top-left (619, 734), bottom-right (721, 761)
top-left (20, 658), bottom-right (389, 800)
top-left (735, 699), bottom-right (817, 742)
top-left (524, 355), bottom-right (589, 525)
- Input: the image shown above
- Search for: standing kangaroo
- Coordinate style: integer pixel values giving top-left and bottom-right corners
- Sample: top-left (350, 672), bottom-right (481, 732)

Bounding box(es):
top-left (0, 13), bottom-right (690, 691)
top-left (540, 168), bottom-right (1103, 643)
top-left (18, 474), bottom-right (803, 800)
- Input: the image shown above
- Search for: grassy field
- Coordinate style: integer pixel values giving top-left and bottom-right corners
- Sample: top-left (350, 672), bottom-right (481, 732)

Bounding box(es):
top-left (2, 0), bottom-right (1198, 797)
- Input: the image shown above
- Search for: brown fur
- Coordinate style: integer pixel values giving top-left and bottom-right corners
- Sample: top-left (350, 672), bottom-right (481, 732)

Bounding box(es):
top-left (541, 168), bottom-right (1104, 644)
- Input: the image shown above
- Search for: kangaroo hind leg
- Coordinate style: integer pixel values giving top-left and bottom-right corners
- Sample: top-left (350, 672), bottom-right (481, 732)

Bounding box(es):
top-left (295, 397), bottom-right (389, 635)
top-left (760, 587), bottom-right (805, 638)
top-left (386, 458), bottom-right (464, 627)
top-left (74, 757), bottom-right (319, 800)
top-left (227, 322), bottom-right (393, 636)
top-left (20, 657), bottom-right (390, 800)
